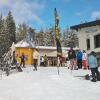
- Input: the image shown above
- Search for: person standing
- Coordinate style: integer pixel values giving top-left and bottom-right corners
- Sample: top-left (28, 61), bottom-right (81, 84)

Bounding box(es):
top-left (87, 51), bottom-right (100, 82)
top-left (33, 49), bottom-right (39, 71)
top-left (76, 50), bottom-right (83, 69)
top-left (44, 54), bottom-right (47, 67)
top-left (60, 56), bottom-right (63, 67)
top-left (57, 57), bottom-right (60, 67)
top-left (82, 50), bottom-right (87, 69)
top-left (40, 56), bottom-right (44, 66)
top-left (57, 56), bottom-right (62, 67)
top-left (68, 47), bottom-right (77, 70)
top-left (12, 51), bottom-right (17, 65)
top-left (20, 53), bottom-right (26, 68)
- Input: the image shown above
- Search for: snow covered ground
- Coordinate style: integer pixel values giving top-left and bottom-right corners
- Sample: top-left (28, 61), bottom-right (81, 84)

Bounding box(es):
top-left (0, 66), bottom-right (100, 100)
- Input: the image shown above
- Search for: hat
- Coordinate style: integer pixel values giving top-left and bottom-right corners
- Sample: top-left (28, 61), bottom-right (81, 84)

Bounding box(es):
top-left (90, 51), bottom-right (96, 55)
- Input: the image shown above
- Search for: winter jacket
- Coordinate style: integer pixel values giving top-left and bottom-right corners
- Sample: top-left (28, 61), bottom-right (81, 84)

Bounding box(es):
top-left (87, 55), bottom-right (98, 68)
top-left (68, 50), bottom-right (76, 59)
top-left (33, 50), bottom-right (39, 59)
top-left (82, 53), bottom-right (87, 60)
top-left (20, 55), bottom-right (26, 61)
top-left (76, 51), bottom-right (83, 60)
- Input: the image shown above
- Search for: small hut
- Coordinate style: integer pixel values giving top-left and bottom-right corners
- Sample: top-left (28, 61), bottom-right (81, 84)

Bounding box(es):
top-left (15, 39), bottom-right (35, 65)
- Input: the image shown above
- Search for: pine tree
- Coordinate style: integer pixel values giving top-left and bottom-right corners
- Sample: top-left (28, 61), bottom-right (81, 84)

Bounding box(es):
top-left (36, 28), bottom-right (44, 46)
top-left (6, 11), bottom-right (16, 44)
top-left (16, 23), bottom-right (28, 42)
top-left (28, 27), bottom-right (35, 41)
top-left (62, 28), bottom-right (79, 47)
top-left (43, 30), bottom-right (51, 46)
top-left (0, 14), bottom-right (7, 55)
top-left (0, 14), bottom-right (4, 34)
top-left (48, 27), bottom-right (56, 46)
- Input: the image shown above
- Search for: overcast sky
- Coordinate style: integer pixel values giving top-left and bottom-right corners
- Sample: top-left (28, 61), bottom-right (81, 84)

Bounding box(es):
top-left (0, 0), bottom-right (100, 30)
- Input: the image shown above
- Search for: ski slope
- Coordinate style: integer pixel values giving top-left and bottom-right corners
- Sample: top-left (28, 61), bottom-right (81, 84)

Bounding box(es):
top-left (0, 66), bottom-right (100, 100)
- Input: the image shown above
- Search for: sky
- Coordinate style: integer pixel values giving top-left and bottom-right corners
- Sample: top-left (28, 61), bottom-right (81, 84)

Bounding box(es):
top-left (0, 0), bottom-right (100, 31)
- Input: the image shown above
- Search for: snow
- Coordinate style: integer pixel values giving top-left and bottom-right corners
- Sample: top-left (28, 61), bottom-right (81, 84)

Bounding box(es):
top-left (15, 39), bottom-right (35, 48)
top-left (0, 66), bottom-right (100, 100)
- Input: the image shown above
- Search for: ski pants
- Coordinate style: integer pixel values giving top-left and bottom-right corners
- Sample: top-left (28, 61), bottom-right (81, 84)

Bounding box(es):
top-left (33, 59), bottom-right (38, 70)
top-left (77, 59), bottom-right (82, 69)
top-left (90, 67), bottom-right (100, 80)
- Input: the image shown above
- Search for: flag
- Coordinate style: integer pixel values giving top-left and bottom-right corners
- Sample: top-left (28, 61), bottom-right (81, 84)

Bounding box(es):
top-left (54, 8), bottom-right (62, 57)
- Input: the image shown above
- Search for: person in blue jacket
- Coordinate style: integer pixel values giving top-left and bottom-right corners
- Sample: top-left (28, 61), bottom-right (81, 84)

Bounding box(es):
top-left (87, 51), bottom-right (100, 82)
top-left (76, 49), bottom-right (83, 69)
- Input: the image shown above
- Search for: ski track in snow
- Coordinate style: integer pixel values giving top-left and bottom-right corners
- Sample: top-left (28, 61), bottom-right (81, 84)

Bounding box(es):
top-left (0, 66), bottom-right (100, 100)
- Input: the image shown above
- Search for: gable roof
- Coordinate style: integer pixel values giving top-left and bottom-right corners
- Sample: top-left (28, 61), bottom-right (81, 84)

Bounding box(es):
top-left (15, 39), bottom-right (35, 48)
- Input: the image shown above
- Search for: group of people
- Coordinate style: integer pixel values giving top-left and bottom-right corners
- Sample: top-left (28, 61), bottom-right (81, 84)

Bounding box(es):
top-left (76, 50), bottom-right (87, 69)
top-left (67, 47), bottom-right (100, 82)
top-left (67, 48), bottom-right (88, 70)
top-left (18, 51), bottom-right (48, 71)
top-left (7, 47), bottom-right (100, 82)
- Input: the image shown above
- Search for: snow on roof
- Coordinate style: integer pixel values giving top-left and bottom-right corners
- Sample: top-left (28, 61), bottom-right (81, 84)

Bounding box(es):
top-left (15, 40), bottom-right (79, 50)
top-left (15, 39), bottom-right (35, 48)
top-left (36, 46), bottom-right (78, 50)
top-left (36, 46), bottom-right (57, 50)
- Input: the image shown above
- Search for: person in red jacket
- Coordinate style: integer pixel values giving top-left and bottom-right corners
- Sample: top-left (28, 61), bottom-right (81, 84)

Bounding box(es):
top-left (82, 50), bottom-right (87, 69)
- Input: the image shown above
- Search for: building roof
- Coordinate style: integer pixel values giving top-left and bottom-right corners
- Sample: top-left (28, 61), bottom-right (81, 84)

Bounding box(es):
top-left (15, 39), bottom-right (35, 48)
top-left (36, 46), bottom-right (78, 50)
top-left (15, 39), bottom-right (79, 50)
top-left (36, 46), bottom-right (57, 50)
top-left (70, 20), bottom-right (100, 31)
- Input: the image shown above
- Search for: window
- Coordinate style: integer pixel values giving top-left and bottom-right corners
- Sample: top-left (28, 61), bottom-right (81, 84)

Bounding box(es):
top-left (94, 34), bottom-right (100, 48)
top-left (86, 38), bottom-right (90, 50)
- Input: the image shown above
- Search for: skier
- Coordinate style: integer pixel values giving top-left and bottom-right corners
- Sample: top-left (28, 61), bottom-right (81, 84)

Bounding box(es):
top-left (82, 50), bottom-right (87, 69)
top-left (76, 49), bottom-right (83, 69)
top-left (20, 53), bottom-right (26, 68)
top-left (87, 51), bottom-right (100, 82)
top-left (68, 47), bottom-right (77, 70)
top-left (33, 49), bottom-right (39, 71)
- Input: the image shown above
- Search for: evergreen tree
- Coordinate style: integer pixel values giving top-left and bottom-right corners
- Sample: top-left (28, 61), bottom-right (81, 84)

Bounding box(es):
top-left (28, 27), bottom-right (35, 41)
top-left (62, 28), bottom-right (79, 47)
top-left (6, 11), bottom-right (16, 44)
top-left (0, 14), bottom-right (4, 34)
top-left (36, 28), bottom-right (44, 46)
top-left (0, 14), bottom-right (7, 56)
top-left (16, 23), bottom-right (28, 42)
top-left (48, 27), bottom-right (56, 46)
top-left (43, 30), bottom-right (51, 46)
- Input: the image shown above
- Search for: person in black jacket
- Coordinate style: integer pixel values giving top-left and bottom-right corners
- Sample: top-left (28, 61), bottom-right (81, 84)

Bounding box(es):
top-left (20, 53), bottom-right (26, 68)
top-left (68, 47), bottom-right (77, 70)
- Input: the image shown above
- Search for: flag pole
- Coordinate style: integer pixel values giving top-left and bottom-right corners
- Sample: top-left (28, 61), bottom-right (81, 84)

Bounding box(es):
top-left (54, 8), bottom-right (62, 75)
